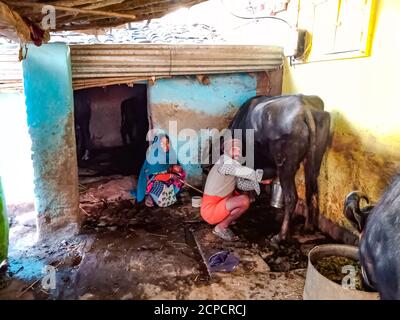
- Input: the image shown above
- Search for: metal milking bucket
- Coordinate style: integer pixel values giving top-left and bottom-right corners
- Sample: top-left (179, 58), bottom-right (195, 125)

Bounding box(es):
top-left (270, 178), bottom-right (284, 208)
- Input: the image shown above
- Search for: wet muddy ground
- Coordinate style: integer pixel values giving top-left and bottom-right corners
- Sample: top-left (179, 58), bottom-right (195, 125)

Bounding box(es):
top-left (0, 178), bottom-right (338, 300)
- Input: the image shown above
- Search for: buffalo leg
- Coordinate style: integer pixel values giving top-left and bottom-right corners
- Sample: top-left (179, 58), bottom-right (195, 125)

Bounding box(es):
top-left (304, 152), bottom-right (322, 231)
top-left (304, 111), bottom-right (330, 230)
top-left (81, 120), bottom-right (91, 161)
top-left (275, 167), bottom-right (298, 242)
top-left (120, 103), bottom-right (129, 145)
top-left (304, 159), bottom-right (316, 231)
top-left (127, 125), bottom-right (136, 146)
top-left (120, 124), bottom-right (128, 145)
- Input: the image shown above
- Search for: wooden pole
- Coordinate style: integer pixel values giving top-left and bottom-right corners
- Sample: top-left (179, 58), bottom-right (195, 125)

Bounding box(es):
top-left (179, 179), bottom-right (204, 195)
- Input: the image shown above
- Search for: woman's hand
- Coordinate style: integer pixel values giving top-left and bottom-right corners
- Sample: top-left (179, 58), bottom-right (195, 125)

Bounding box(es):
top-left (171, 164), bottom-right (182, 172)
top-left (171, 173), bottom-right (182, 181)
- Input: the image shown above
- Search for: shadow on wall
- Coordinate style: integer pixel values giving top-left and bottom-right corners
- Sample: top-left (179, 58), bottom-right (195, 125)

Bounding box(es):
top-left (297, 112), bottom-right (400, 230)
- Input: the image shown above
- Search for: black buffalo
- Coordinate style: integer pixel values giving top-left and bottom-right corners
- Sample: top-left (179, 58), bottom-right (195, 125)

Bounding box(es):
top-left (73, 91), bottom-right (91, 161)
top-left (344, 175), bottom-right (400, 299)
top-left (344, 191), bottom-right (374, 233)
top-left (119, 91), bottom-right (149, 174)
top-left (229, 94), bottom-right (331, 242)
top-left (120, 95), bottom-right (147, 147)
top-left (120, 97), bottom-right (137, 146)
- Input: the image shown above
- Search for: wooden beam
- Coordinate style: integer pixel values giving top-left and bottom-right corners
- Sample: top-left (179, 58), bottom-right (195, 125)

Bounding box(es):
top-left (82, 0), bottom-right (126, 10)
top-left (8, 1), bottom-right (137, 20)
top-left (48, 0), bottom-right (104, 6)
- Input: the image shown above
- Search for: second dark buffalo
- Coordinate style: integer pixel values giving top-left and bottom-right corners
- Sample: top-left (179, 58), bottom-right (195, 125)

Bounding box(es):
top-left (344, 175), bottom-right (400, 299)
top-left (73, 91), bottom-right (91, 162)
top-left (119, 92), bottom-right (149, 174)
top-left (120, 95), bottom-right (148, 147)
top-left (229, 94), bottom-right (331, 242)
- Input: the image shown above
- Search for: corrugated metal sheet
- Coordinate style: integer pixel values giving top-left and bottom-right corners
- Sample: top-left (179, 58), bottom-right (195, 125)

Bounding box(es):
top-left (0, 44), bottom-right (284, 91)
top-left (70, 44), bottom-right (284, 79)
top-left (0, 45), bottom-right (22, 92)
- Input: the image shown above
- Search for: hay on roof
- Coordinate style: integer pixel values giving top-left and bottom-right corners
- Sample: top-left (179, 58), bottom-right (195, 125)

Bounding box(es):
top-left (0, 1), bottom-right (31, 42)
top-left (0, 0), bottom-right (206, 42)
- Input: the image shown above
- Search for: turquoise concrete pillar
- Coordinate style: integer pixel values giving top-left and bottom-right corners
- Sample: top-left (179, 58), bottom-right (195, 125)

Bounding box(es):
top-left (22, 43), bottom-right (79, 236)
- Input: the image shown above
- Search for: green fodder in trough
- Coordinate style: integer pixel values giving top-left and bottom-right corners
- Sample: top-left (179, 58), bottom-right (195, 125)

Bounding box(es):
top-left (315, 255), bottom-right (364, 290)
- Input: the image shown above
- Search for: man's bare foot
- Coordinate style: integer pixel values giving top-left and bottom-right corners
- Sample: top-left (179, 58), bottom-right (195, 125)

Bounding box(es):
top-left (212, 225), bottom-right (239, 241)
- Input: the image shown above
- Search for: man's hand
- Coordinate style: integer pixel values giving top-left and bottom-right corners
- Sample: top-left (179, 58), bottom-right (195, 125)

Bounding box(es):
top-left (260, 179), bottom-right (273, 185)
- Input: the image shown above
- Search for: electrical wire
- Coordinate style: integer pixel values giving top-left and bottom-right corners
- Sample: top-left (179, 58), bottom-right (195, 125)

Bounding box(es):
top-left (219, 0), bottom-right (315, 63)
top-left (220, 0), bottom-right (294, 29)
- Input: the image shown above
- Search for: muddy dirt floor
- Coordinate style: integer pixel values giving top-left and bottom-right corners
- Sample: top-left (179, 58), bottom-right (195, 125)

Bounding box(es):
top-left (0, 177), bottom-right (337, 300)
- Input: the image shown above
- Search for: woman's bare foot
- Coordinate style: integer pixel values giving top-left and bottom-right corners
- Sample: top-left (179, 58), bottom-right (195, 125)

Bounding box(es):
top-left (145, 195), bottom-right (155, 207)
top-left (212, 225), bottom-right (239, 241)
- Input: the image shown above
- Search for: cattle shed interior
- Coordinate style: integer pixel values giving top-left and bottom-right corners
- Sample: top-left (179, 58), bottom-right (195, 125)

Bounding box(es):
top-left (0, 0), bottom-right (399, 302)
top-left (75, 84), bottom-right (148, 177)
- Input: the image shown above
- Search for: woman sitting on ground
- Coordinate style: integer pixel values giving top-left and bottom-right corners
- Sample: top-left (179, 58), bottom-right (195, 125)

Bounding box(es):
top-left (134, 134), bottom-right (186, 207)
top-left (200, 138), bottom-right (271, 241)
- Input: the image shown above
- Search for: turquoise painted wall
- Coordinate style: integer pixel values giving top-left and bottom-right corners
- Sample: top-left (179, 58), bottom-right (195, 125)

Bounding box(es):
top-left (149, 74), bottom-right (257, 184)
top-left (150, 74), bottom-right (256, 114)
top-left (22, 43), bottom-right (79, 234)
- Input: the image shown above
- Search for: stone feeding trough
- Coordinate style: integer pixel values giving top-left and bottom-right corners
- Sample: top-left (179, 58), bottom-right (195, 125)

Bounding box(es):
top-left (303, 244), bottom-right (379, 300)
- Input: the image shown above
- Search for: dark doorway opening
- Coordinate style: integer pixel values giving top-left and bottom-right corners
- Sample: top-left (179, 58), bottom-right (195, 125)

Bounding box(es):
top-left (73, 84), bottom-right (149, 178)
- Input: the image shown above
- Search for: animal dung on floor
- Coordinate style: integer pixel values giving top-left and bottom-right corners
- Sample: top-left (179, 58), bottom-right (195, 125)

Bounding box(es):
top-left (79, 176), bottom-right (137, 224)
top-left (80, 176), bottom-right (136, 204)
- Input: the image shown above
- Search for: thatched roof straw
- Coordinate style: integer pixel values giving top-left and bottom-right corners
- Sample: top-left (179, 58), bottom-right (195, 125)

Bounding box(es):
top-left (0, 0), bottom-right (206, 42)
